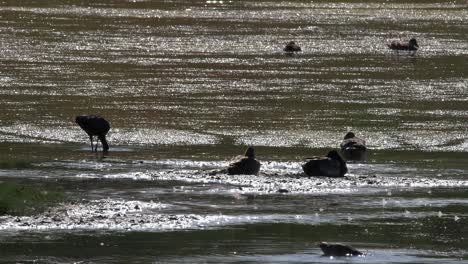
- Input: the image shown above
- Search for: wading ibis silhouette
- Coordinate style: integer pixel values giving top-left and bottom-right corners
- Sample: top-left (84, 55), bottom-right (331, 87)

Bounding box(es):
top-left (75, 115), bottom-right (110, 152)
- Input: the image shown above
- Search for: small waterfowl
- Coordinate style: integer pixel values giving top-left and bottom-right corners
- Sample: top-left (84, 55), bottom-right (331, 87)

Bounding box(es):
top-left (283, 41), bottom-right (301, 53)
top-left (340, 132), bottom-right (367, 161)
top-left (227, 147), bottom-right (261, 175)
top-left (75, 115), bottom-right (110, 152)
top-left (319, 242), bottom-right (363, 257)
top-left (387, 38), bottom-right (419, 54)
top-left (302, 150), bottom-right (347, 177)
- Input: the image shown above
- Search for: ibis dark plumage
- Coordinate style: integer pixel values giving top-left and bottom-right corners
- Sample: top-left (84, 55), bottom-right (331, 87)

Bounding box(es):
top-left (75, 115), bottom-right (110, 152)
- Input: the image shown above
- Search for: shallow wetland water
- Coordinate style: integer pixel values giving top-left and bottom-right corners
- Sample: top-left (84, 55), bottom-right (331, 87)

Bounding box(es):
top-left (0, 0), bottom-right (467, 263)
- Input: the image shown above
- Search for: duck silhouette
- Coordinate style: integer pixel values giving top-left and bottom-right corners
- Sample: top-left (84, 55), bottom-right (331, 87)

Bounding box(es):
top-left (302, 150), bottom-right (347, 177)
top-left (340, 132), bottom-right (367, 161)
top-left (319, 242), bottom-right (363, 257)
top-left (387, 38), bottom-right (419, 54)
top-left (284, 41), bottom-right (301, 53)
top-left (75, 115), bottom-right (110, 152)
top-left (227, 147), bottom-right (261, 175)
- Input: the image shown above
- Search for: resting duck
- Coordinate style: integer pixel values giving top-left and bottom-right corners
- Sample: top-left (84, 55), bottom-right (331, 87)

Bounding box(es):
top-left (302, 150), bottom-right (347, 177)
top-left (227, 147), bottom-right (261, 175)
top-left (387, 38), bottom-right (419, 53)
top-left (284, 41), bottom-right (301, 53)
top-left (340, 132), bottom-right (367, 161)
top-left (319, 242), bottom-right (363, 257)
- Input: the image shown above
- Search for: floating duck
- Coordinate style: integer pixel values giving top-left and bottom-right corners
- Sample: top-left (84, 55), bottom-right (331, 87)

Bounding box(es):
top-left (319, 242), bottom-right (363, 257)
top-left (284, 41), bottom-right (301, 53)
top-left (302, 150), bottom-right (347, 177)
top-left (340, 132), bottom-right (367, 161)
top-left (227, 147), bottom-right (261, 175)
top-left (387, 38), bottom-right (419, 54)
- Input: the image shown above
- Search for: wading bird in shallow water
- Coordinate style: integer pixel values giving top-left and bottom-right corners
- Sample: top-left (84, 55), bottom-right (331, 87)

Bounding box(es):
top-left (75, 115), bottom-right (110, 152)
top-left (283, 41), bottom-right (301, 53)
top-left (387, 38), bottom-right (419, 55)
top-left (319, 242), bottom-right (363, 257)
top-left (340, 132), bottom-right (367, 161)
top-left (227, 147), bottom-right (261, 175)
top-left (302, 150), bottom-right (347, 177)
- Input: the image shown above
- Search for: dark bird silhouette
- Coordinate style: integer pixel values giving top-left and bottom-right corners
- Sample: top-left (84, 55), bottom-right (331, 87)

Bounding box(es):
top-left (387, 38), bottom-right (419, 54)
top-left (227, 147), bottom-right (261, 175)
top-left (302, 150), bottom-right (347, 177)
top-left (284, 41), bottom-right (302, 53)
top-left (319, 242), bottom-right (363, 257)
top-left (75, 115), bottom-right (110, 152)
top-left (340, 132), bottom-right (367, 161)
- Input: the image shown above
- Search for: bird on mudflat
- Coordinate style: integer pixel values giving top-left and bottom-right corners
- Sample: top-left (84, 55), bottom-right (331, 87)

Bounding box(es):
top-left (227, 147), bottom-right (261, 175)
top-left (302, 150), bottom-right (347, 177)
top-left (75, 115), bottom-right (110, 152)
top-left (340, 132), bottom-right (367, 161)
top-left (319, 242), bottom-right (363, 257)
top-left (387, 38), bottom-right (419, 54)
top-left (284, 41), bottom-right (302, 53)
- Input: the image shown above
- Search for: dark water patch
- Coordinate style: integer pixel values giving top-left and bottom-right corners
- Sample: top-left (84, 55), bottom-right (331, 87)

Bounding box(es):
top-left (0, 181), bottom-right (63, 216)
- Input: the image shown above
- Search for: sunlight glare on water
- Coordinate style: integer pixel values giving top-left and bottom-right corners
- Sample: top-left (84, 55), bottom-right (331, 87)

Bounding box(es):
top-left (0, 0), bottom-right (467, 263)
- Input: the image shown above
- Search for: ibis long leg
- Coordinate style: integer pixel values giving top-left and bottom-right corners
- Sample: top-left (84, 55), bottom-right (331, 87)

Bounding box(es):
top-left (89, 135), bottom-right (94, 151)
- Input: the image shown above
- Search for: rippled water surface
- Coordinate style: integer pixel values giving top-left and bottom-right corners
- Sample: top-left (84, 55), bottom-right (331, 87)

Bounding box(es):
top-left (0, 0), bottom-right (467, 263)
